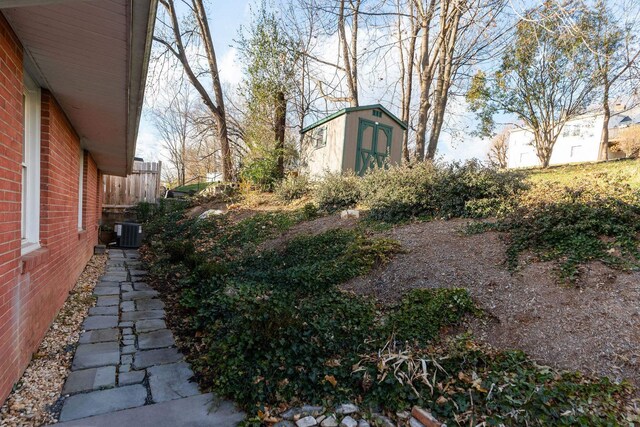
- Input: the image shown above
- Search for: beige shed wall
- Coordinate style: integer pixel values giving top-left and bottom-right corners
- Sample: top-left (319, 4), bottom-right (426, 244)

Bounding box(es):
top-left (342, 110), bottom-right (403, 172)
top-left (305, 114), bottom-right (346, 178)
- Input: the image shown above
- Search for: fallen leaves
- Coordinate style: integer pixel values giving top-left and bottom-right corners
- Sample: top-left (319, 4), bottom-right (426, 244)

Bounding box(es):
top-left (324, 375), bottom-right (338, 387)
top-left (324, 358), bottom-right (342, 367)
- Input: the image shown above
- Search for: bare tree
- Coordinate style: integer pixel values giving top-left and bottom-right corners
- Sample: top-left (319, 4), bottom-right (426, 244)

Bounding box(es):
top-left (153, 0), bottom-right (233, 181)
top-left (337, 0), bottom-right (361, 106)
top-left (487, 126), bottom-right (510, 168)
top-left (149, 84), bottom-right (198, 187)
top-left (412, 0), bottom-right (507, 161)
top-left (292, 0), bottom-right (363, 107)
top-left (278, 0), bottom-right (329, 169)
top-left (274, 0), bottom-right (509, 165)
top-left (395, 0), bottom-right (420, 161)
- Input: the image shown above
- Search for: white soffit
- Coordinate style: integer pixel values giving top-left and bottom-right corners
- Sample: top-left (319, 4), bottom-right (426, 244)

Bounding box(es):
top-left (2, 0), bottom-right (156, 176)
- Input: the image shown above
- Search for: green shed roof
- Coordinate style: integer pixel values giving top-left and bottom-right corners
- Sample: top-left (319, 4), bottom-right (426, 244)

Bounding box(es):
top-left (300, 104), bottom-right (407, 134)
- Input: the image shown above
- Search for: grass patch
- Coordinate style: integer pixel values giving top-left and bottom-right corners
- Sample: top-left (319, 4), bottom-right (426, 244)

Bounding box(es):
top-left (526, 158), bottom-right (640, 187)
top-left (172, 182), bottom-right (214, 193)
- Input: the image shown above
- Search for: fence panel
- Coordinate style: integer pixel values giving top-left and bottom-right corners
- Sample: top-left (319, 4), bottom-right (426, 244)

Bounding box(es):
top-left (103, 161), bottom-right (162, 208)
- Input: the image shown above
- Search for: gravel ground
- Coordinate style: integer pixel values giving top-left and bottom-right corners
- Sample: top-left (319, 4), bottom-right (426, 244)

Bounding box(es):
top-left (342, 219), bottom-right (640, 389)
top-left (0, 254), bottom-right (107, 427)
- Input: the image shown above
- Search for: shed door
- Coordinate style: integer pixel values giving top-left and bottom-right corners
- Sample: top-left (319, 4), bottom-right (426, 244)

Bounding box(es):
top-left (355, 118), bottom-right (393, 176)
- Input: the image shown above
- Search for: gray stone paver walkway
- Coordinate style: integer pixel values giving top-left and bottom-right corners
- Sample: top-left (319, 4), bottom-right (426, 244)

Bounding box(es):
top-left (55, 249), bottom-right (244, 425)
top-left (52, 393), bottom-right (244, 427)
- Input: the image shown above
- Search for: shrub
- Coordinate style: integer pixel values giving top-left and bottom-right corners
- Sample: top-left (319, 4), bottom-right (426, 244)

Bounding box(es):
top-left (314, 171), bottom-right (361, 211)
top-left (431, 160), bottom-right (526, 218)
top-left (360, 160), bottom-right (526, 222)
top-left (359, 162), bottom-right (439, 221)
top-left (134, 201), bottom-right (158, 223)
top-left (143, 198), bottom-right (190, 241)
top-left (275, 174), bottom-right (311, 201)
top-left (240, 148), bottom-right (282, 191)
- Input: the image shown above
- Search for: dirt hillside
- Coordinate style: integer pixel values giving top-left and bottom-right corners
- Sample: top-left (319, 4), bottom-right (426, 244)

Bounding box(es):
top-left (342, 219), bottom-right (640, 387)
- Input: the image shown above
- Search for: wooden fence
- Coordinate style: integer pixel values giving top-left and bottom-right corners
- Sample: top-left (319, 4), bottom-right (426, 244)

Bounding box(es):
top-left (103, 161), bottom-right (162, 208)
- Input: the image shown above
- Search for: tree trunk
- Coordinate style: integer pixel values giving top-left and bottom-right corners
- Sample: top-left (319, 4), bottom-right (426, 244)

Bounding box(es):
top-left (426, 2), bottom-right (459, 160)
top-left (275, 91), bottom-right (286, 178)
top-left (181, 138), bottom-right (186, 186)
top-left (155, 0), bottom-right (234, 181)
top-left (414, 23), bottom-right (430, 161)
top-left (599, 82), bottom-right (610, 161)
top-left (338, 0), bottom-right (359, 107)
top-left (350, 0), bottom-right (360, 107)
top-left (541, 156), bottom-right (550, 168)
top-left (413, 0), bottom-right (439, 161)
top-left (426, 69), bottom-right (446, 159)
top-left (397, 9), bottom-right (407, 160)
top-left (192, 0), bottom-right (233, 181)
top-left (400, 13), bottom-right (418, 162)
top-left (216, 115), bottom-right (233, 182)
top-left (535, 132), bottom-right (553, 168)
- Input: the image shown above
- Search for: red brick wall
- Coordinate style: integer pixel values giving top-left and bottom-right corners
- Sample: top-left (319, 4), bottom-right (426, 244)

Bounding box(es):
top-left (0, 11), bottom-right (24, 407)
top-left (0, 14), bottom-right (101, 403)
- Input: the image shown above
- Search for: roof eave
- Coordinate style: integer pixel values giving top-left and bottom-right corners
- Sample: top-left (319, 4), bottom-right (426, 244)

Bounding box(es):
top-left (301, 104), bottom-right (407, 134)
top-left (126, 0), bottom-right (158, 175)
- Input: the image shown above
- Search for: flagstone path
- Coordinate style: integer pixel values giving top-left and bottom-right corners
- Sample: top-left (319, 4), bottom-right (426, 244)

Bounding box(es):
top-left (52, 249), bottom-right (244, 426)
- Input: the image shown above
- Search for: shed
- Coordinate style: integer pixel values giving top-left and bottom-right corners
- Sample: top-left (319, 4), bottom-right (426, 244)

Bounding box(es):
top-left (301, 104), bottom-right (407, 177)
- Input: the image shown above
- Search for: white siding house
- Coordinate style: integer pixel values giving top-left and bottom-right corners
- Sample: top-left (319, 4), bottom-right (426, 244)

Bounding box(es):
top-left (506, 106), bottom-right (640, 168)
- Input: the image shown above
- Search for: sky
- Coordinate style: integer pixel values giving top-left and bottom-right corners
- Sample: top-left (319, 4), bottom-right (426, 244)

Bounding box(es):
top-left (134, 0), bottom-right (491, 164)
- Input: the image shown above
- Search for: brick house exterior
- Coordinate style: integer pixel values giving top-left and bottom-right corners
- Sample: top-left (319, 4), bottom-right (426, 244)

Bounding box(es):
top-left (0, 1), bottom-right (156, 404)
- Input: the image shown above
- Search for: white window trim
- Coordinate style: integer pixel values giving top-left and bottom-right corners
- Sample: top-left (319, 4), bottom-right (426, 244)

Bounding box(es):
top-left (314, 126), bottom-right (327, 149)
top-left (78, 149), bottom-right (84, 230)
top-left (21, 73), bottom-right (41, 256)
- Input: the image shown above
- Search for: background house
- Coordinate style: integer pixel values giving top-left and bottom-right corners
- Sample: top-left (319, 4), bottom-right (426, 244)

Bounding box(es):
top-left (0, 0), bottom-right (156, 404)
top-left (301, 105), bottom-right (406, 177)
top-left (506, 105), bottom-right (640, 168)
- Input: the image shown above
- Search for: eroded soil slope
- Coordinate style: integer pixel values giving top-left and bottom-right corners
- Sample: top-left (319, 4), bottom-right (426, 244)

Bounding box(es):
top-left (342, 219), bottom-right (640, 386)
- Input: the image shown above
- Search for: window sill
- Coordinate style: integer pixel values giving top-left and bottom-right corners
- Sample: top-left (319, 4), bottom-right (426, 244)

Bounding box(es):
top-left (21, 241), bottom-right (40, 256)
top-left (21, 247), bottom-right (50, 274)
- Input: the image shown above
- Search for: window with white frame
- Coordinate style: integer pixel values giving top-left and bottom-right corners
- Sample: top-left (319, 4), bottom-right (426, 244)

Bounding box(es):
top-left (314, 126), bottom-right (327, 149)
top-left (78, 149), bottom-right (84, 230)
top-left (21, 73), bottom-right (41, 255)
